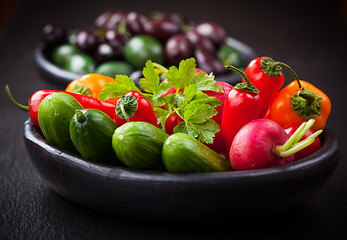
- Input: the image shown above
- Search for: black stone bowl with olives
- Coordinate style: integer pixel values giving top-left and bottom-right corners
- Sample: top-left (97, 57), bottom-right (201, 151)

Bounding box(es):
top-left (35, 10), bottom-right (256, 85)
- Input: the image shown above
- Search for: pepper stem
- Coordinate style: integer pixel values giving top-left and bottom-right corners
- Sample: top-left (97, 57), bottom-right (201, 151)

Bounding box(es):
top-left (119, 103), bottom-right (130, 122)
top-left (115, 95), bottom-right (138, 121)
top-left (225, 65), bottom-right (259, 94)
top-left (274, 119), bottom-right (322, 158)
top-left (265, 60), bottom-right (302, 88)
top-left (5, 84), bottom-right (29, 111)
top-left (275, 62), bottom-right (301, 88)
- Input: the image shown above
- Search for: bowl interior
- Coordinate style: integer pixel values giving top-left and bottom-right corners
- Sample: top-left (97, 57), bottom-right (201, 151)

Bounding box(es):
top-left (34, 36), bottom-right (256, 86)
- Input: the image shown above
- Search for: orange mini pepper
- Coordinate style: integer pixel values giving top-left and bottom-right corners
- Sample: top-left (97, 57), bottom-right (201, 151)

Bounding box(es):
top-left (265, 80), bottom-right (331, 131)
top-left (65, 73), bottom-right (118, 104)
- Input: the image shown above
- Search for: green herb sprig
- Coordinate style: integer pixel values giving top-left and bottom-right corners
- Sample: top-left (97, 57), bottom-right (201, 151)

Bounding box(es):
top-left (99, 58), bottom-right (223, 144)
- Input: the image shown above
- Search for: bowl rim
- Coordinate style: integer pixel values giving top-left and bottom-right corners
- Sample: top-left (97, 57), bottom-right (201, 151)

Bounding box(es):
top-left (23, 118), bottom-right (341, 183)
top-left (34, 36), bottom-right (257, 85)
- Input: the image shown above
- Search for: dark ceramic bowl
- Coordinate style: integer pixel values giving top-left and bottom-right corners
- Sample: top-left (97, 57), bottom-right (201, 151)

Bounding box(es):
top-left (34, 37), bottom-right (256, 86)
top-left (23, 119), bottom-right (340, 223)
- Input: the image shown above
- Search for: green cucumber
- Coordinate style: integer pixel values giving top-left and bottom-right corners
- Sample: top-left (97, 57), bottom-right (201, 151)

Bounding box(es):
top-left (162, 133), bottom-right (233, 173)
top-left (70, 109), bottom-right (121, 165)
top-left (112, 122), bottom-right (169, 170)
top-left (38, 92), bottom-right (83, 153)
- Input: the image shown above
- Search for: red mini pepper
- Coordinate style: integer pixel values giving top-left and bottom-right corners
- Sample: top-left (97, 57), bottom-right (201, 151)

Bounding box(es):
top-left (6, 85), bottom-right (115, 128)
top-left (243, 56), bottom-right (300, 118)
top-left (221, 66), bottom-right (262, 155)
top-left (114, 90), bottom-right (158, 127)
top-left (244, 56), bottom-right (284, 118)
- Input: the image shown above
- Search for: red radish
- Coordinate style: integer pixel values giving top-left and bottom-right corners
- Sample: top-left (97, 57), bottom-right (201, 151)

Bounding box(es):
top-left (284, 123), bottom-right (321, 160)
top-left (229, 118), bottom-right (322, 171)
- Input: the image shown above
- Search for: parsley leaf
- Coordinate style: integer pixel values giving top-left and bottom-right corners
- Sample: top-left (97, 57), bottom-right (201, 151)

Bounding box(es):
top-left (167, 58), bottom-right (196, 91)
top-left (172, 98), bottom-right (221, 144)
top-left (190, 72), bottom-right (223, 92)
top-left (180, 101), bottom-right (218, 124)
top-left (139, 60), bottom-right (160, 94)
top-left (98, 58), bottom-right (224, 144)
top-left (99, 75), bottom-right (140, 101)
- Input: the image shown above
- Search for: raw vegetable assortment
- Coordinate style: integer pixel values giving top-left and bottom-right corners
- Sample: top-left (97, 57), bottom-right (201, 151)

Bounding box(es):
top-left (7, 56), bottom-right (330, 173)
top-left (40, 9), bottom-right (244, 77)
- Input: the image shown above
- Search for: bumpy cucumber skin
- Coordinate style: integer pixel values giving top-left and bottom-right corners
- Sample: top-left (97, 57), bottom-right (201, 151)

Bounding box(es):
top-left (112, 122), bottom-right (169, 170)
top-left (70, 109), bottom-right (121, 165)
top-left (38, 92), bottom-right (83, 153)
top-left (162, 133), bottom-right (233, 173)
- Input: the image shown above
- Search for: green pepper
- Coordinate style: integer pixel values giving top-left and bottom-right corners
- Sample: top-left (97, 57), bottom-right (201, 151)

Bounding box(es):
top-left (124, 35), bottom-right (164, 69)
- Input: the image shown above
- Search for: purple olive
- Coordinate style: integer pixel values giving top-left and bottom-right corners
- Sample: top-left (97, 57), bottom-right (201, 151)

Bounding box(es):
top-left (144, 19), bottom-right (182, 42)
top-left (194, 22), bottom-right (227, 46)
top-left (125, 12), bottom-right (149, 35)
top-left (41, 24), bottom-right (67, 46)
top-left (195, 48), bottom-right (226, 75)
top-left (94, 28), bottom-right (107, 44)
top-left (75, 29), bottom-right (98, 53)
top-left (103, 10), bottom-right (129, 30)
top-left (165, 34), bottom-right (193, 66)
top-left (186, 31), bottom-right (215, 54)
top-left (94, 10), bottom-right (115, 29)
top-left (94, 43), bottom-right (118, 63)
top-left (155, 12), bottom-right (186, 25)
top-left (105, 30), bottom-right (127, 52)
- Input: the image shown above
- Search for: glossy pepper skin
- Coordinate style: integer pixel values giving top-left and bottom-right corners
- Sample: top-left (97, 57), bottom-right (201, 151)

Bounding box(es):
top-left (221, 66), bottom-right (262, 155)
top-left (265, 80), bottom-right (331, 131)
top-left (204, 81), bottom-right (233, 155)
top-left (6, 86), bottom-right (115, 128)
top-left (243, 56), bottom-right (285, 118)
top-left (114, 91), bottom-right (157, 127)
top-left (165, 112), bottom-right (184, 135)
top-left (65, 73), bottom-right (118, 104)
top-left (221, 88), bottom-right (262, 154)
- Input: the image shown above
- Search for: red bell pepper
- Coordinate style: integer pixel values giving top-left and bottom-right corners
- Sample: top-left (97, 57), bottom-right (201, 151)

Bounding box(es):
top-left (114, 90), bottom-right (158, 127)
top-left (6, 85), bottom-right (115, 128)
top-left (221, 66), bottom-right (262, 155)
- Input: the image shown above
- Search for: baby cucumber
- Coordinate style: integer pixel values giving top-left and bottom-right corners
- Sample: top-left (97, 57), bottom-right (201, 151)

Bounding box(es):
top-left (162, 133), bottom-right (233, 173)
top-left (112, 122), bottom-right (169, 170)
top-left (70, 109), bottom-right (121, 165)
top-left (38, 92), bottom-right (83, 153)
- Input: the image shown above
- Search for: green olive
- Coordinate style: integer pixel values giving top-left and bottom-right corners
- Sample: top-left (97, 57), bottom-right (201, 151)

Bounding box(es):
top-left (64, 52), bottom-right (96, 74)
top-left (217, 44), bottom-right (243, 68)
top-left (95, 61), bottom-right (134, 77)
top-left (124, 35), bottom-right (164, 69)
top-left (51, 43), bottom-right (78, 67)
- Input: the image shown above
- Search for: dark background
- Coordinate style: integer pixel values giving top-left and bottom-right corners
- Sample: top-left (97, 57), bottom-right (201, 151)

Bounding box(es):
top-left (1, 0), bottom-right (347, 239)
